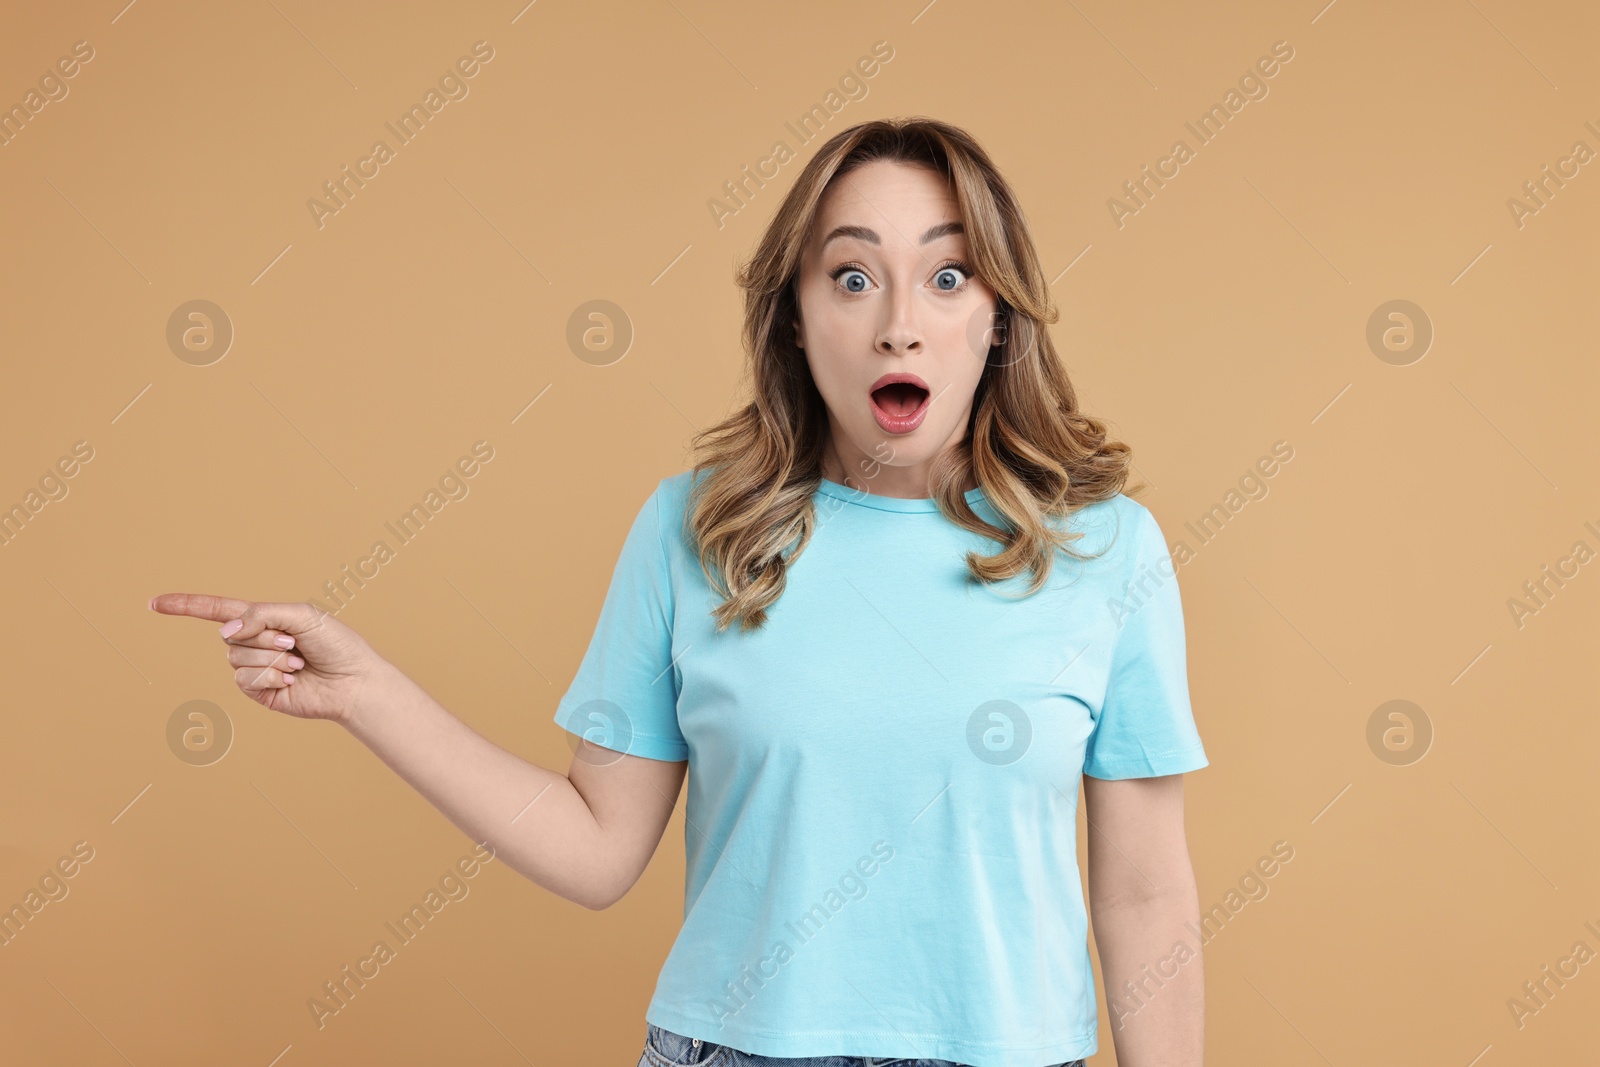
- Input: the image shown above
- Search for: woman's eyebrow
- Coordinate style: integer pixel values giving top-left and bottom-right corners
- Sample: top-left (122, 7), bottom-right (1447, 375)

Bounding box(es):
top-left (820, 220), bottom-right (964, 251)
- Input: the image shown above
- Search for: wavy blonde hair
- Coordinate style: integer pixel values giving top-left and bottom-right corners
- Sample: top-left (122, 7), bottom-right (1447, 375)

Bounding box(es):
top-left (686, 117), bottom-right (1136, 632)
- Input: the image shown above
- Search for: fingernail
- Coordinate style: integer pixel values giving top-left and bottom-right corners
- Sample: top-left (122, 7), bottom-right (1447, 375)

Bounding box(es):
top-left (273, 635), bottom-right (295, 649)
top-left (219, 619), bottom-right (243, 638)
top-left (287, 655), bottom-right (305, 669)
top-left (284, 673), bottom-right (295, 685)
top-left (148, 596), bottom-right (156, 611)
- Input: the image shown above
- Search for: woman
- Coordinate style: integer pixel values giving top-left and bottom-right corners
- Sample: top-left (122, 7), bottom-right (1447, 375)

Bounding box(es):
top-left (153, 118), bottom-right (1207, 1067)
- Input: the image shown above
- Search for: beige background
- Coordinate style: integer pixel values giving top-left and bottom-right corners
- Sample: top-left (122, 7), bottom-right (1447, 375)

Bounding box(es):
top-left (2, 0), bottom-right (1597, 1063)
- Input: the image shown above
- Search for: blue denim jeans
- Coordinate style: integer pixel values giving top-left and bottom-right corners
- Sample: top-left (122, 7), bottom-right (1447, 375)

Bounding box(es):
top-left (637, 1022), bottom-right (1088, 1067)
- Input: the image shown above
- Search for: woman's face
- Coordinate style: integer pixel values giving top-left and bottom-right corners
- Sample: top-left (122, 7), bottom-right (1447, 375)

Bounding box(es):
top-left (793, 159), bottom-right (998, 498)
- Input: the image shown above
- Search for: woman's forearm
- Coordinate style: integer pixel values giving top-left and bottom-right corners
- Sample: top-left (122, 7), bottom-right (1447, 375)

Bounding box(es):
top-left (341, 659), bottom-right (610, 908)
top-left (1091, 888), bottom-right (1206, 1066)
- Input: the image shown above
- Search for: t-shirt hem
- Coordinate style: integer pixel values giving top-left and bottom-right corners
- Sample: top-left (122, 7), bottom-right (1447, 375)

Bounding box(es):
top-left (645, 1003), bottom-right (1098, 1066)
top-left (1083, 742), bottom-right (1209, 779)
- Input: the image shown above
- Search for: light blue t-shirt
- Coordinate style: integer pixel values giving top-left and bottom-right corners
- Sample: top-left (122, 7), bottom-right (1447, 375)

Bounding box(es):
top-left (552, 469), bottom-right (1208, 1067)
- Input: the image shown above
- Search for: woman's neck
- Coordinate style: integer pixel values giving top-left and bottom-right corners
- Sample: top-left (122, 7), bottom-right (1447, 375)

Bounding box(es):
top-left (820, 443), bottom-right (976, 498)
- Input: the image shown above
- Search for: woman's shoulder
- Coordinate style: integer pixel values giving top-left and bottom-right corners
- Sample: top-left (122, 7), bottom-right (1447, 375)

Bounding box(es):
top-left (1050, 490), bottom-right (1151, 561)
top-left (643, 470), bottom-right (708, 557)
top-left (651, 469), bottom-right (704, 518)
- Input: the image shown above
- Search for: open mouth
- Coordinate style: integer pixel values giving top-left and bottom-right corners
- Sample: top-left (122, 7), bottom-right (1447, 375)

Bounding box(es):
top-left (868, 374), bottom-right (931, 433)
top-left (872, 381), bottom-right (929, 416)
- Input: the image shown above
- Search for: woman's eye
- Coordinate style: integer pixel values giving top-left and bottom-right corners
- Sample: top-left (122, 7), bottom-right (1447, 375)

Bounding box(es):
top-left (838, 269), bottom-right (870, 293)
top-left (934, 265), bottom-right (968, 291)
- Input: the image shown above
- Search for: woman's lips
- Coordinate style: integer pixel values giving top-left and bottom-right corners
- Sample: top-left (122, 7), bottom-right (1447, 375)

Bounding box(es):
top-left (869, 377), bottom-right (931, 434)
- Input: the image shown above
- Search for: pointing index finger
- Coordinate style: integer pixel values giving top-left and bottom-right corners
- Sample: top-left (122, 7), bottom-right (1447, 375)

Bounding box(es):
top-left (150, 593), bottom-right (255, 623)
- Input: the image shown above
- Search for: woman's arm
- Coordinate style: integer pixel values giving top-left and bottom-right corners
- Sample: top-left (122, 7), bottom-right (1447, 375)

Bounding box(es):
top-left (344, 659), bottom-right (687, 910)
top-left (151, 594), bottom-right (687, 911)
top-left (1084, 773), bottom-right (1205, 1066)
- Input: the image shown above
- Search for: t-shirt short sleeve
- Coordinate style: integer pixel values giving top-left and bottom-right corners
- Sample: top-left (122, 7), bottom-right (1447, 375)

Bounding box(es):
top-left (1083, 502), bottom-right (1209, 780)
top-left (551, 480), bottom-right (689, 762)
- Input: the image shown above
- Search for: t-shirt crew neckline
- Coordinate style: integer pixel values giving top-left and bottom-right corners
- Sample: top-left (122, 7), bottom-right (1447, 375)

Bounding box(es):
top-left (815, 476), bottom-right (987, 513)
